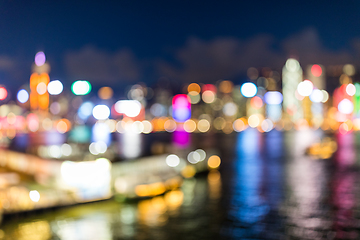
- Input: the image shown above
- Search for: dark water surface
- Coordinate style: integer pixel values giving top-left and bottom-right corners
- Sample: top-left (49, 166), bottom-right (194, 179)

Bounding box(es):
top-left (2, 129), bottom-right (360, 239)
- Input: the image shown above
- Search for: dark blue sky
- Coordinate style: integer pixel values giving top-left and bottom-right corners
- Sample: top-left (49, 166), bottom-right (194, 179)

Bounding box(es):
top-left (0, 0), bottom-right (360, 89)
top-left (1, 1), bottom-right (359, 56)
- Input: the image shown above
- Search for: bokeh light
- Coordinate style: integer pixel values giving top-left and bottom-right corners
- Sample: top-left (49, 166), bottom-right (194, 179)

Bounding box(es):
top-left (17, 89), bottom-right (29, 103)
top-left (47, 80), bottom-right (63, 95)
top-left (240, 82), bottom-right (257, 98)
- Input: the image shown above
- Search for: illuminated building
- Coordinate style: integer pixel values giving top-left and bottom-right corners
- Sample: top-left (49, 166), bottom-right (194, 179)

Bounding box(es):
top-left (282, 58), bottom-right (303, 122)
top-left (307, 64), bottom-right (325, 127)
top-left (30, 52), bottom-right (50, 111)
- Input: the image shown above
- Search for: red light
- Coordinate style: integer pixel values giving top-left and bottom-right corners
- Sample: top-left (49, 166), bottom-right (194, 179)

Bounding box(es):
top-left (202, 84), bottom-right (217, 93)
top-left (0, 87), bottom-right (7, 100)
top-left (311, 64), bottom-right (322, 77)
top-left (250, 96), bottom-right (263, 109)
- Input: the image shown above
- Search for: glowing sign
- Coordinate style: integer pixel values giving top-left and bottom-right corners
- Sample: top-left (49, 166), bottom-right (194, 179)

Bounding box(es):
top-left (172, 94), bottom-right (191, 122)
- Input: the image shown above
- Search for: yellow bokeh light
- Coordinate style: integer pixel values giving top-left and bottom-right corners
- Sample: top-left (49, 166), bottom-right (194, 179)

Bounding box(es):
top-left (208, 155), bottom-right (221, 169)
top-left (248, 115), bottom-right (260, 128)
top-left (202, 90), bottom-right (216, 103)
top-left (98, 86), bottom-right (113, 100)
top-left (164, 119), bottom-right (177, 132)
top-left (181, 165), bottom-right (196, 178)
top-left (187, 83), bottom-right (201, 93)
top-left (219, 80), bottom-right (233, 93)
top-left (183, 119), bottom-right (196, 133)
top-left (197, 119), bottom-right (210, 132)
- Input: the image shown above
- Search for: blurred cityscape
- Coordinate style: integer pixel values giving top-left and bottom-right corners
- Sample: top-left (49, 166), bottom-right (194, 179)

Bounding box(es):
top-left (0, 51), bottom-right (360, 239)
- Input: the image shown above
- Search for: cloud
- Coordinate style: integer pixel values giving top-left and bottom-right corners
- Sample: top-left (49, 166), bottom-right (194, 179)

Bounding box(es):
top-left (64, 46), bottom-right (141, 85)
top-left (157, 28), bottom-right (356, 83)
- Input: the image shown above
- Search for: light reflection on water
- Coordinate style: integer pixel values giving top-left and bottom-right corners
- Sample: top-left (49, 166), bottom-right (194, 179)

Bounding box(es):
top-left (2, 130), bottom-right (360, 239)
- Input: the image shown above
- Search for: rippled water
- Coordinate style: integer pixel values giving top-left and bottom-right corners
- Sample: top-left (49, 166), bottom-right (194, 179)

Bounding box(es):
top-left (2, 129), bottom-right (360, 239)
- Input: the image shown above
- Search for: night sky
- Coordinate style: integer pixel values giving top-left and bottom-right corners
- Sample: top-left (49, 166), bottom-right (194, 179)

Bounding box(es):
top-left (1, 0), bottom-right (360, 90)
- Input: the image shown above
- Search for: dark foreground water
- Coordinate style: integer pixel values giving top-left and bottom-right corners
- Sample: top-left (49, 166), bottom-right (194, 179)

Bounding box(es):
top-left (2, 129), bottom-right (360, 239)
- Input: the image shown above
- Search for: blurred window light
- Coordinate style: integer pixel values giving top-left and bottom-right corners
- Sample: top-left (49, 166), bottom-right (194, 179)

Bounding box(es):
top-left (183, 119), bottom-right (196, 132)
top-left (48, 145), bottom-right (61, 158)
top-left (36, 82), bottom-right (47, 95)
top-left (219, 80), bottom-right (233, 93)
top-left (248, 114), bottom-right (260, 128)
top-left (214, 117), bottom-right (226, 130)
top-left (311, 64), bottom-right (322, 77)
top-left (250, 96), bottom-right (263, 109)
top-left (150, 103), bottom-right (166, 117)
top-left (115, 100), bottom-right (142, 118)
top-left (166, 154), bottom-right (180, 167)
top-left (195, 149), bottom-right (206, 161)
top-left (233, 118), bottom-right (246, 132)
top-left (71, 80), bottom-right (91, 95)
top-left (208, 155), bottom-right (221, 169)
top-left (346, 83), bottom-right (356, 96)
top-left (17, 89), bottom-right (29, 103)
top-left (223, 102), bottom-right (238, 116)
top-left (285, 58), bottom-right (300, 72)
top-left (35, 51), bottom-right (46, 66)
top-left (47, 80), bottom-right (63, 95)
top-left (142, 120), bottom-right (153, 134)
top-left (297, 80), bottom-right (313, 97)
top-left (172, 94), bottom-right (191, 122)
top-left (29, 190), bottom-right (40, 202)
top-left (61, 143), bottom-right (72, 156)
top-left (240, 82), bottom-right (257, 98)
top-left (187, 83), bottom-right (201, 93)
top-left (164, 119), bottom-right (177, 132)
top-left (98, 86), bottom-right (113, 100)
top-left (309, 89), bottom-right (324, 103)
top-left (202, 90), bottom-right (216, 103)
top-left (187, 151), bottom-right (201, 164)
top-left (92, 104), bottom-right (110, 120)
top-left (321, 90), bottom-right (329, 103)
top-left (197, 119), bottom-right (210, 132)
top-left (343, 64), bottom-right (355, 76)
top-left (338, 99), bottom-right (354, 114)
top-left (264, 91), bottom-right (283, 105)
top-left (131, 121), bottom-right (144, 134)
top-left (261, 119), bottom-right (274, 132)
top-left (188, 91), bottom-right (201, 104)
top-left (50, 102), bottom-right (61, 115)
top-left (78, 102), bottom-right (94, 120)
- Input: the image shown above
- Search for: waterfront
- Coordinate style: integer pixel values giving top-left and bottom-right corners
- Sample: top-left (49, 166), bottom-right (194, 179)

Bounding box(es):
top-left (1, 129), bottom-right (359, 239)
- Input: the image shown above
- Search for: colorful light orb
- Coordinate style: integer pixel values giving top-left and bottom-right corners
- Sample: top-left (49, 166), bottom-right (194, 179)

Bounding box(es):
top-left (47, 80), bottom-right (63, 95)
top-left (35, 51), bottom-right (46, 66)
top-left (346, 83), bottom-right (356, 96)
top-left (92, 104), bottom-right (110, 120)
top-left (250, 96), bottom-right (263, 109)
top-left (338, 99), bottom-right (354, 114)
top-left (240, 82), bottom-right (257, 98)
top-left (297, 80), bottom-right (313, 97)
top-left (98, 86), bottom-right (113, 100)
top-left (17, 89), bottom-right (29, 103)
top-left (311, 64), bottom-right (322, 77)
top-left (71, 80), bottom-right (91, 95)
top-left (172, 94), bottom-right (191, 122)
top-left (0, 87), bottom-right (8, 100)
top-left (264, 91), bottom-right (283, 105)
top-left (115, 100), bottom-right (142, 118)
top-left (78, 102), bottom-right (94, 120)
top-left (309, 89), bottom-right (324, 103)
